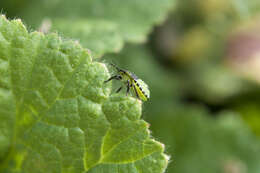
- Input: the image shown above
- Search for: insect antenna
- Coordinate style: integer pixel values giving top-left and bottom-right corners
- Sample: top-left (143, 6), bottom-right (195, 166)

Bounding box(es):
top-left (110, 63), bottom-right (123, 72)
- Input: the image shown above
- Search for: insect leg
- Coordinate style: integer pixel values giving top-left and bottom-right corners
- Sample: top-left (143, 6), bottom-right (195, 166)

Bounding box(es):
top-left (104, 75), bottom-right (122, 83)
top-left (126, 80), bottom-right (130, 96)
top-left (116, 86), bottom-right (123, 93)
top-left (133, 84), bottom-right (140, 99)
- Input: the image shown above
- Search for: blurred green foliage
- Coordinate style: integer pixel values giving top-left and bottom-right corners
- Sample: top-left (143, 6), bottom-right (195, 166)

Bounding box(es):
top-left (233, 99), bottom-right (260, 137)
top-left (1, 0), bottom-right (260, 173)
top-left (1, 0), bottom-right (175, 57)
top-left (149, 107), bottom-right (260, 173)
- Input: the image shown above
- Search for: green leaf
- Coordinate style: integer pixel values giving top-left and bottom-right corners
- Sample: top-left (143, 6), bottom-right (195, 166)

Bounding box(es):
top-left (0, 89), bottom-right (15, 161)
top-left (0, 15), bottom-right (168, 173)
top-left (18, 0), bottom-right (175, 56)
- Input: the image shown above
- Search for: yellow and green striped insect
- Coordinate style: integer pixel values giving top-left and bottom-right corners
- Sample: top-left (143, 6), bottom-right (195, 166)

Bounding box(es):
top-left (105, 63), bottom-right (150, 101)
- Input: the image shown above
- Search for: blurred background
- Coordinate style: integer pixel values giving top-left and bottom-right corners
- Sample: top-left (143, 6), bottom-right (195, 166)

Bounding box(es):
top-left (1, 0), bottom-right (260, 172)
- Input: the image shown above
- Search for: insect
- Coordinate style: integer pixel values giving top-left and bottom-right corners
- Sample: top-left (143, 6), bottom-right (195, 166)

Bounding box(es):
top-left (104, 63), bottom-right (150, 101)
